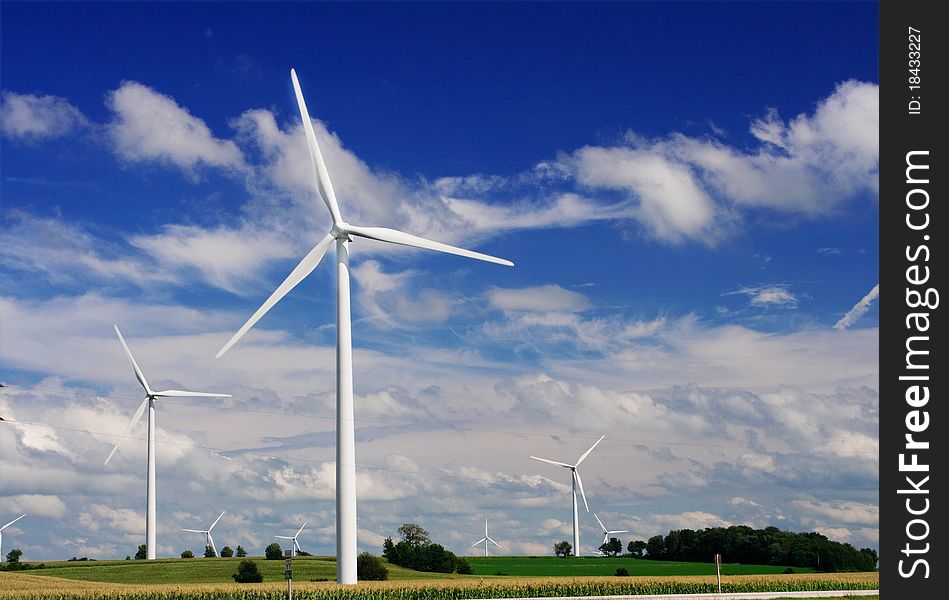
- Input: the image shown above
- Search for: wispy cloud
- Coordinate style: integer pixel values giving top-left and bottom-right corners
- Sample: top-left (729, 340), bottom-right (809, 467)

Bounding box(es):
top-left (725, 285), bottom-right (799, 308)
top-left (833, 284), bottom-right (879, 329)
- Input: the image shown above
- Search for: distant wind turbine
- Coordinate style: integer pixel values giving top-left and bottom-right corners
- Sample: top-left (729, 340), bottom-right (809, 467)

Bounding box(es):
top-left (182, 511), bottom-right (226, 557)
top-left (530, 435), bottom-right (605, 557)
top-left (470, 517), bottom-right (502, 557)
top-left (104, 325), bottom-right (230, 560)
top-left (276, 521), bottom-right (307, 556)
top-left (593, 513), bottom-right (628, 548)
top-left (0, 514), bottom-right (26, 558)
top-left (215, 69), bottom-right (513, 584)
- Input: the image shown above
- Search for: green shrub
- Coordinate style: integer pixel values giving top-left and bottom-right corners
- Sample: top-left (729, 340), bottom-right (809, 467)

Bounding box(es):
top-left (615, 567), bottom-right (630, 576)
top-left (265, 542), bottom-right (283, 560)
top-left (356, 552), bottom-right (388, 580)
top-left (232, 559), bottom-right (263, 583)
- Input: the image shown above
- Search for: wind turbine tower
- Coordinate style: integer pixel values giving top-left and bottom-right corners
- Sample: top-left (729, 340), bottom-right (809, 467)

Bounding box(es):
top-left (182, 511), bottom-right (226, 557)
top-left (104, 325), bottom-right (230, 559)
top-left (470, 517), bottom-right (502, 557)
top-left (530, 435), bottom-right (605, 557)
top-left (215, 69), bottom-right (513, 583)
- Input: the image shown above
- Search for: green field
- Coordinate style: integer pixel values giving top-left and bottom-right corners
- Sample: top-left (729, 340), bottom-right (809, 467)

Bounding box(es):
top-left (9, 555), bottom-right (813, 585)
top-left (12, 556), bottom-right (458, 584)
top-left (463, 555), bottom-right (814, 577)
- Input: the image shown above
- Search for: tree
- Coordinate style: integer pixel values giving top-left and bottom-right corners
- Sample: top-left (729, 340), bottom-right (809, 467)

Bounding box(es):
top-left (454, 556), bottom-right (473, 574)
top-left (627, 540), bottom-right (647, 558)
top-left (397, 523), bottom-right (430, 547)
top-left (125, 556), bottom-right (131, 561)
top-left (134, 544), bottom-right (147, 560)
top-left (220, 546), bottom-right (234, 558)
top-left (6, 548), bottom-right (22, 564)
top-left (265, 542), bottom-right (283, 560)
top-left (553, 540), bottom-right (573, 557)
top-left (356, 552), bottom-right (388, 580)
top-left (232, 559), bottom-right (263, 583)
top-left (599, 537), bottom-right (623, 557)
top-left (204, 545), bottom-right (216, 558)
top-left (235, 545), bottom-right (247, 557)
top-left (181, 550), bottom-right (194, 558)
top-left (645, 535), bottom-right (665, 559)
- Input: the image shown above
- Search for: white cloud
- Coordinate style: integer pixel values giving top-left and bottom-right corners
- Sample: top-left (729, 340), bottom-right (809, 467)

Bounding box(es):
top-left (0, 91), bottom-right (88, 140)
top-left (792, 499), bottom-right (879, 526)
top-left (834, 283), bottom-right (879, 329)
top-left (4, 495), bottom-right (68, 519)
top-left (726, 285), bottom-right (799, 308)
top-left (487, 285), bottom-right (591, 313)
top-left (128, 224), bottom-right (295, 294)
top-left (107, 81), bottom-right (246, 174)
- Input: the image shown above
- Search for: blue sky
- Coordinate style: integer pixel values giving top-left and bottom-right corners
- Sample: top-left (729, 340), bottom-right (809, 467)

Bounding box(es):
top-left (1, 2), bottom-right (878, 561)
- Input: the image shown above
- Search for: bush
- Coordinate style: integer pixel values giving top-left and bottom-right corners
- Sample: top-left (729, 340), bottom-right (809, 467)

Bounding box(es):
top-left (265, 543), bottom-right (283, 560)
top-left (232, 559), bottom-right (263, 583)
top-left (180, 550), bottom-right (194, 559)
top-left (204, 545), bottom-right (216, 558)
top-left (235, 545), bottom-right (247, 557)
top-left (615, 567), bottom-right (630, 576)
top-left (356, 552), bottom-right (388, 580)
top-left (455, 556), bottom-right (473, 574)
top-left (134, 544), bottom-right (147, 560)
top-left (220, 546), bottom-right (234, 558)
top-left (784, 567), bottom-right (796, 574)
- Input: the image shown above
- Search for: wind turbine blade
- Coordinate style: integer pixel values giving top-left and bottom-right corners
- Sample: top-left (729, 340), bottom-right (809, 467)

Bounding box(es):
top-left (489, 537), bottom-right (503, 549)
top-left (574, 470), bottom-right (589, 512)
top-left (182, 528), bottom-right (206, 533)
top-left (275, 535), bottom-right (294, 539)
top-left (294, 540), bottom-right (302, 554)
top-left (290, 68), bottom-right (343, 226)
top-left (216, 232), bottom-right (335, 358)
top-left (593, 513), bottom-right (606, 532)
top-left (611, 530), bottom-right (629, 535)
top-left (575, 434), bottom-right (606, 467)
top-left (529, 456), bottom-right (573, 469)
top-left (153, 390), bottom-right (231, 398)
top-left (208, 534), bottom-right (217, 557)
top-left (1, 514), bottom-right (26, 530)
top-left (103, 396), bottom-right (149, 466)
top-left (345, 225), bottom-right (513, 267)
top-left (209, 511), bottom-right (225, 531)
top-left (114, 325), bottom-right (152, 395)
top-left (471, 537), bottom-right (488, 547)
top-left (296, 521), bottom-right (307, 537)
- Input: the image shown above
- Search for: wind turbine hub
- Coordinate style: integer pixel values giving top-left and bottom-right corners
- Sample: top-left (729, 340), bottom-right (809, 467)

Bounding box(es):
top-left (331, 223), bottom-right (352, 240)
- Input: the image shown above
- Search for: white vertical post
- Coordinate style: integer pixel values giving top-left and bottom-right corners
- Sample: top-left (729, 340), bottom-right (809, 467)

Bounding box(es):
top-left (715, 553), bottom-right (722, 593)
top-left (336, 238), bottom-right (357, 584)
top-left (571, 474), bottom-right (580, 556)
top-left (146, 398), bottom-right (156, 560)
top-left (285, 549), bottom-right (293, 600)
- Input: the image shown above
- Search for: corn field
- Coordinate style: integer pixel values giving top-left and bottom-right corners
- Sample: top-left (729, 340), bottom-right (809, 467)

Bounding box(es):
top-left (0, 572), bottom-right (878, 599)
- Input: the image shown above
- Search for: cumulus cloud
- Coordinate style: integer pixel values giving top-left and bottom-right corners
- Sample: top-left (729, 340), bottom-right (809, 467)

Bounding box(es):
top-left (551, 81), bottom-right (878, 244)
top-left (834, 284), bottom-right (879, 329)
top-left (0, 91), bottom-right (88, 140)
top-left (107, 81), bottom-right (246, 174)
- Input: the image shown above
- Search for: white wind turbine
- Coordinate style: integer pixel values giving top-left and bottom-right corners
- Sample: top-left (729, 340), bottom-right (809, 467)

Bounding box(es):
top-left (215, 68), bottom-right (513, 584)
top-left (470, 517), bottom-right (502, 557)
top-left (0, 514), bottom-right (26, 558)
top-left (104, 325), bottom-right (231, 560)
top-left (275, 521), bottom-right (307, 556)
top-left (593, 513), bottom-right (628, 549)
top-left (182, 511), bottom-right (226, 557)
top-left (530, 435), bottom-right (605, 557)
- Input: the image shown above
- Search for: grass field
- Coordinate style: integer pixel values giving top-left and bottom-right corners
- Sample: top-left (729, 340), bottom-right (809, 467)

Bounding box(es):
top-left (6, 555), bottom-right (814, 584)
top-left (1, 556), bottom-right (458, 584)
top-left (463, 555), bottom-right (815, 577)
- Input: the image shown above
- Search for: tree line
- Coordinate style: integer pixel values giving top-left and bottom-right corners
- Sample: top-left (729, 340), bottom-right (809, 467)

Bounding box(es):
top-left (629, 525), bottom-right (877, 572)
